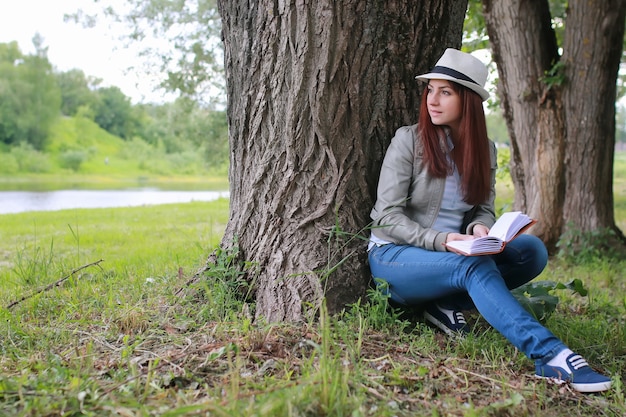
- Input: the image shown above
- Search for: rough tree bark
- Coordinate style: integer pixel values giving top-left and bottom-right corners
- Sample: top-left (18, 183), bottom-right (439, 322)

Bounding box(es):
top-left (561, 1), bottom-right (626, 234)
top-left (483, 0), bottom-right (626, 252)
top-left (217, 0), bottom-right (468, 322)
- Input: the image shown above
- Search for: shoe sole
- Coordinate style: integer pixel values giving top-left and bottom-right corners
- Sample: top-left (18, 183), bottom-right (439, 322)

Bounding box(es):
top-left (534, 375), bottom-right (612, 393)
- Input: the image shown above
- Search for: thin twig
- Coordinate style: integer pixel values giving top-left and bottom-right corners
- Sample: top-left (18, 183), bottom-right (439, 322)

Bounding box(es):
top-left (7, 259), bottom-right (104, 309)
top-left (451, 366), bottom-right (524, 390)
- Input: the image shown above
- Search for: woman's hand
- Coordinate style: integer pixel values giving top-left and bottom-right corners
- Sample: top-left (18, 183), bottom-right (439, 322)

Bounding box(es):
top-left (445, 224), bottom-right (490, 245)
top-left (472, 224), bottom-right (490, 238)
top-left (445, 233), bottom-right (475, 243)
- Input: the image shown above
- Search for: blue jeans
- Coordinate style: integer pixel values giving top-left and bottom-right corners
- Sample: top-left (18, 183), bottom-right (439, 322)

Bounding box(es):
top-left (368, 234), bottom-right (566, 364)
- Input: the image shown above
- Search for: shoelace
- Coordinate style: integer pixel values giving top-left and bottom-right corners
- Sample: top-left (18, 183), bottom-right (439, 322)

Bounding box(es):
top-left (453, 311), bottom-right (466, 324)
top-left (568, 354), bottom-right (589, 370)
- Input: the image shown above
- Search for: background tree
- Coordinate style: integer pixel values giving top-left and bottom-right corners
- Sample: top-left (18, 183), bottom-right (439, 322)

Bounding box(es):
top-left (0, 42), bottom-right (23, 146)
top-left (0, 38), bottom-right (60, 150)
top-left (480, 0), bottom-right (626, 252)
top-left (56, 69), bottom-right (100, 117)
top-left (137, 99), bottom-right (228, 170)
top-left (69, 0), bottom-right (224, 106)
top-left (218, 0), bottom-right (468, 321)
top-left (93, 86), bottom-right (138, 139)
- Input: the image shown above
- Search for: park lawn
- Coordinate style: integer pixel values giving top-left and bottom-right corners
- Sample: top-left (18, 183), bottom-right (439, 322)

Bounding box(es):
top-left (0, 166), bottom-right (624, 415)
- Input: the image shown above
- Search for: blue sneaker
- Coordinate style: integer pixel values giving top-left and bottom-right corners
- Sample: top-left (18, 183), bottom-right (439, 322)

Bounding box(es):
top-left (423, 303), bottom-right (470, 337)
top-left (535, 352), bottom-right (612, 393)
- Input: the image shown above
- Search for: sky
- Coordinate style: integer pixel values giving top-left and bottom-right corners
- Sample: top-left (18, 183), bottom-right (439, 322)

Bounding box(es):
top-left (0, 0), bottom-right (169, 103)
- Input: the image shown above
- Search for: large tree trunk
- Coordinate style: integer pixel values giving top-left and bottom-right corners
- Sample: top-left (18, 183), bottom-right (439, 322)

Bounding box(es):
top-left (482, 0), bottom-right (565, 250)
top-left (561, 0), bottom-right (626, 235)
top-left (483, 0), bottom-right (626, 252)
top-left (217, 0), bottom-right (468, 322)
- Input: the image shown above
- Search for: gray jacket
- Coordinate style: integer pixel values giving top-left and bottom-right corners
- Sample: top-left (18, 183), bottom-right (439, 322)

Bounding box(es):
top-left (370, 124), bottom-right (497, 252)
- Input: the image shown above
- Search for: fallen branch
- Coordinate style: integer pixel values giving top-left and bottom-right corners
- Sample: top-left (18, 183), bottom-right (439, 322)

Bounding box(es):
top-left (7, 259), bottom-right (104, 309)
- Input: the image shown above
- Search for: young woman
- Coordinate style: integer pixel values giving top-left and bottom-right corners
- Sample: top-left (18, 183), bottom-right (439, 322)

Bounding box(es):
top-left (367, 48), bottom-right (612, 393)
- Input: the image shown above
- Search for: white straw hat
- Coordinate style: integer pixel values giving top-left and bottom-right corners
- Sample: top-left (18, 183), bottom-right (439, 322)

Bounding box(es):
top-left (416, 48), bottom-right (489, 101)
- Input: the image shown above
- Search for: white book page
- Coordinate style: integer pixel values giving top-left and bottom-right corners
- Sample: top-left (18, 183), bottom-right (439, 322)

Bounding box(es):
top-left (487, 211), bottom-right (529, 241)
top-left (445, 211), bottom-right (533, 255)
top-left (446, 237), bottom-right (502, 254)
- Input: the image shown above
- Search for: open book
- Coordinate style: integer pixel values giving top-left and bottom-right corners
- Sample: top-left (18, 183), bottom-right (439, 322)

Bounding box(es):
top-left (445, 211), bottom-right (536, 256)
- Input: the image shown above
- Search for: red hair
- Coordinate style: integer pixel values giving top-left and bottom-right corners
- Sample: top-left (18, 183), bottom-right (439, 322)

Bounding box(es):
top-left (417, 82), bottom-right (491, 205)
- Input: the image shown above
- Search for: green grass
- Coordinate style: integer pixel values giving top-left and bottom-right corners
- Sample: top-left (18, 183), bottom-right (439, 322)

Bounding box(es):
top-left (0, 155), bottom-right (626, 415)
top-left (0, 200), bottom-right (231, 415)
top-left (0, 205), bottom-right (624, 416)
top-left (0, 200), bottom-right (228, 283)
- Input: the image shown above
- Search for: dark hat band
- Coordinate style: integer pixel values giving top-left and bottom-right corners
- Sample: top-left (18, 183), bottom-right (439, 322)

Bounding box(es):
top-left (430, 65), bottom-right (479, 86)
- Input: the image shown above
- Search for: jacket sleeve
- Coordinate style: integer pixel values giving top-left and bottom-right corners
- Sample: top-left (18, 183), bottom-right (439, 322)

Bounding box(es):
top-left (464, 141), bottom-right (498, 233)
top-left (370, 126), bottom-right (449, 251)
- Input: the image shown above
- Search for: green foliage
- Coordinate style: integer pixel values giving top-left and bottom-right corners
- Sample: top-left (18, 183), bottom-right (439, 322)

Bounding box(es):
top-left (93, 86), bottom-right (137, 139)
top-left (495, 145), bottom-right (511, 181)
top-left (617, 104), bottom-right (626, 144)
top-left (192, 240), bottom-right (255, 322)
top-left (58, 149), bottom-right (89, 171)
top-left (0, 41), bottom-right (61, 149)
top-left (9, 142), bottom-right (52, 173)
top-left (512, 279), bottom-right (588, 322)
top-left (486, 110), bottom-right (509, 144)
top-left (547, 0), bottom-right (567, 47)
top-left (0, 112), bottom-right (228, 177)
top-left (0, 152), bottom-right (18, 174)
top-left (556, 225), bottom-right (626, 264)
top-left (1, 31), bottom-right (230, 174)
top-left (463, 0), bottom-right (626, 103)
top-left (45, 115), bottom-right (137, 175)
top-left (345, 279), bottom-right (412, 332)
top-left (164, 150), bottom-right (207, 175)
top-left (463, 0), bottom-right (489, 51)
top-left (71, 0), bottom-right (224, 106)
top-left (137, 99), bottom-right (229, 171)
top-left (540, 60), bottom-right (567, 89)
top-left (55, 68), bottom-right (101, 117)
top-left (197, 108), bottom-right (229, 167)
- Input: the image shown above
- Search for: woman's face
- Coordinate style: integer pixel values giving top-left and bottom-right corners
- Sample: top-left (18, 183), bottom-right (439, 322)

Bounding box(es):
top-left (426, 79), bottom-right (462, 135)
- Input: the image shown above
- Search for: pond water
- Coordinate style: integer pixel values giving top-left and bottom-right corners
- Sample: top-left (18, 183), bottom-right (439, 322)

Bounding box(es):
top-left (0, 189), bottom-right (230, 215)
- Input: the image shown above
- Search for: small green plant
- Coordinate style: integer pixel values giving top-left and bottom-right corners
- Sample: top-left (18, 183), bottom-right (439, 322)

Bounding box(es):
top-left (512, 278), bottom-right (588, 322)
top-left (556, 225), bottom-right (624, 263)
top-left (59, 149), bottom-right (88, 172)
top-left (319, 208), bottom-right (371, 286)
top-left (191, 239), bottom-right (256, 321)
top-left (540, 60), bottom-right (566, 89)
top-left (12, 239), bottom-right (56, 287)
top-left (9, 142), bottom-right (52, 173)
top-left (343, 278), bottom-right (412, 333)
